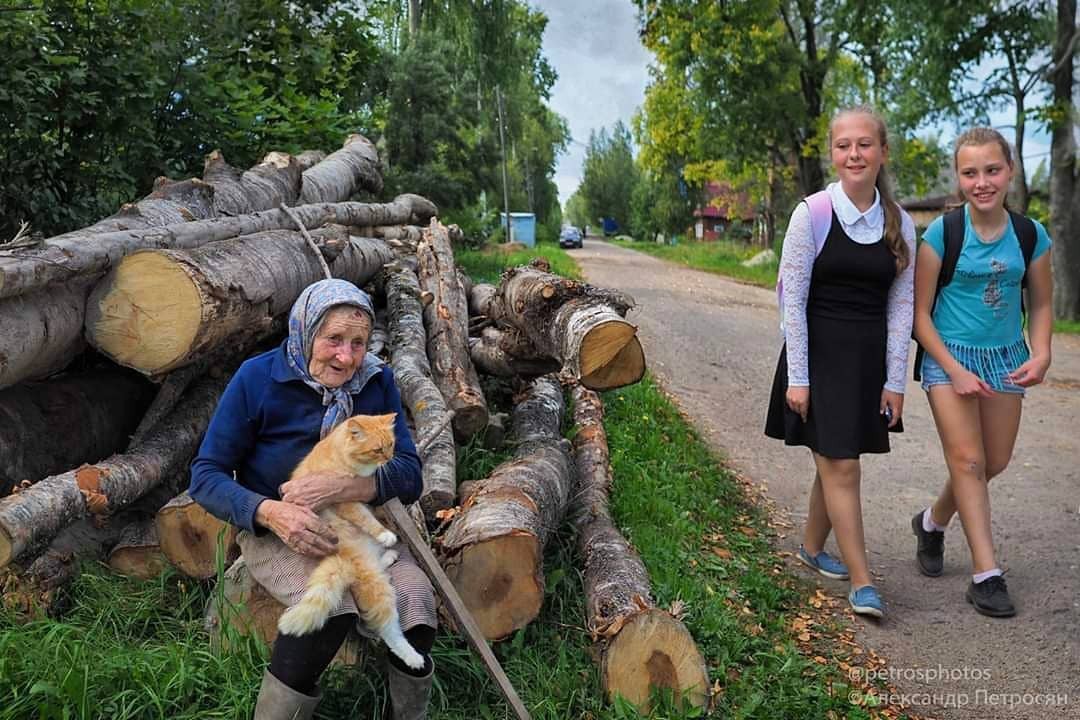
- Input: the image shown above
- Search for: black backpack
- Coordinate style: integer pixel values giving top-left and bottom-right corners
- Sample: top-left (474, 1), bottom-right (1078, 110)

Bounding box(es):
top-left (912, 208), bottom-right (1037, 381)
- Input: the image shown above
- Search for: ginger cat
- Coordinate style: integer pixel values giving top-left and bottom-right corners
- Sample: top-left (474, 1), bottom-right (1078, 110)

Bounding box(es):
top-left (276, 412), bottom-right (424, 670)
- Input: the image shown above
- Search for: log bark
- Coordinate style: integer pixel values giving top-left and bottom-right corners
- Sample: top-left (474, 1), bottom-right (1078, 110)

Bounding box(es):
top-left (0, 279), bottom-right (94, 389)
top-left (468, 327), bottom-right (560, 379)
top-left (382, 262), bottom-right (456, 521)
top-left (156, 491), bottom-right (239, 579)
top-left (300, 134), bottom-right (382, 203)
top-left (202, 150), bottom-right (301, 216)
top-left (85, 228), bottom-right (394, 375)
top-left (0, 367), bottom-right (156, 496)
top-left (0, 194), bottom-right (437, 301)
top-left (416, 220), bottom-right (488, 440)
top-left (0, 374), bottom-right (227, 569)
top-left (467, 282), bottom-right (497, 318)
top-left (438, 375), bottom-right (572, 641)
top-left (488, 265), bottom-right (645, 390)
top-left (568, 384), bottom-right (709, 712)
top-left (294, 150), bottom-right (326, 172)
top-left (45, 177), bottom-right (217, 243)
top-left (108, 520), bottom-right (167, 580)
top-left (204, 558), bottom-right (364, 665)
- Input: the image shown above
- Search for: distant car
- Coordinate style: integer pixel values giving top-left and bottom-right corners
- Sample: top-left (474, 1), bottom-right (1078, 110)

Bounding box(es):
top-left (559, 226), bottom-right (583, 249)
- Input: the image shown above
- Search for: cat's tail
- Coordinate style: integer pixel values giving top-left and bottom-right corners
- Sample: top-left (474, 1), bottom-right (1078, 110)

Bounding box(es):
top-left (278, 555), bottom-right (351, 636)
top-left (351, 571), bottom-right (425, 670)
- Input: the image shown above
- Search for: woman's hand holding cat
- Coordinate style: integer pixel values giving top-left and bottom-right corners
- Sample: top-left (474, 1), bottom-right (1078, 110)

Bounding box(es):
top-left (281, 470), bottom-right (376, 512)
top-left (256, 499), bottom-right (339, 557)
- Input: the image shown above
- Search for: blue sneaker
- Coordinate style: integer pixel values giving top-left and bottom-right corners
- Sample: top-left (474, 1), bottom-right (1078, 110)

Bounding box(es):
top-left (848, 585), bottom-right (884, 618)
top-left (797, 546), bottom-right (850, 580)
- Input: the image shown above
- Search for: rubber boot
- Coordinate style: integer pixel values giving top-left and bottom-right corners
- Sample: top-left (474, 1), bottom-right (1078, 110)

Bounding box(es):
top-left (386, 658), bottom-right (434, 720)
top-left (252, 669), bottom-right (321, 720)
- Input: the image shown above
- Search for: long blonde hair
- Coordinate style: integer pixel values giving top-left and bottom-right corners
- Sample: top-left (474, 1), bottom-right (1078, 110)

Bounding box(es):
top-left (830, 105), bottom-right (910, 274)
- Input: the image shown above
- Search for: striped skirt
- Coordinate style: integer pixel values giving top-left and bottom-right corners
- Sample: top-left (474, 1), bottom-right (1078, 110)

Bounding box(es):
top-left (237, 528), bottom-right (437, 635)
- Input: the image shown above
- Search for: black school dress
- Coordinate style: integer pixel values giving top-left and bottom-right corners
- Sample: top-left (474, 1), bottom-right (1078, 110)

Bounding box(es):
top-left (765, 212), bottom-right (903, 459)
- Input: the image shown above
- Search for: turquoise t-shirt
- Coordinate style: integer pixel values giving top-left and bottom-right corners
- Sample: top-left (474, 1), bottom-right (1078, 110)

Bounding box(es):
top-left (923, 206), bottom-right (1051, 348)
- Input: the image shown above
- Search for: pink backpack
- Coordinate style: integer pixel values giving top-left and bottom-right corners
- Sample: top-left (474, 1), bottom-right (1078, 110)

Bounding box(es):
top-left (777, 190), bottom-right (832, 329)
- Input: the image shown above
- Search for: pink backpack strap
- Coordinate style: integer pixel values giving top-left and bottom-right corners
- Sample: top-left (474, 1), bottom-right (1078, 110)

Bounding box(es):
top-left (803, 190), bottom-right (833, 255)
top-left (777, 191), bottom-right (833, 325)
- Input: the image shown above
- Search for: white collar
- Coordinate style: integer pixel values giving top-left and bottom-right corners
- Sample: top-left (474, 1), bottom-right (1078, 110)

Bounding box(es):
top-left (827, 182), bottom-right (882, 227)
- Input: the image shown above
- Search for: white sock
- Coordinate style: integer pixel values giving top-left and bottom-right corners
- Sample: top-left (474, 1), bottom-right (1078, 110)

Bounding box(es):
top-left (922, 507), bottom-right (947, 533)
top-left (973, 568), bottom-right (1003, 584)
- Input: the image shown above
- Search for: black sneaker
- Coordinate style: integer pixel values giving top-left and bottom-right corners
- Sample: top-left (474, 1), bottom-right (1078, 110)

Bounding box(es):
top-left (911, 511), bottom-right (944, 577)
top-left (966, 575), bottom-right (1016, 618)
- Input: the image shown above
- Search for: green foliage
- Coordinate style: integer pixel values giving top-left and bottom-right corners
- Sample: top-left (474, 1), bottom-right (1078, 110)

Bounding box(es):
top-left (579, 121), bottom-right (639, 231)
top-left (629, 169), bottom-right (696, 241)
top-left (454, 243), bottom-right (582, 285)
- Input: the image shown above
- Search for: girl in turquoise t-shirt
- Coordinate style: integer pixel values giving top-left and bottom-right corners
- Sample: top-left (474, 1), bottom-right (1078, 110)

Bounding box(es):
top-left (911, 127), bottom-right (1053, 618)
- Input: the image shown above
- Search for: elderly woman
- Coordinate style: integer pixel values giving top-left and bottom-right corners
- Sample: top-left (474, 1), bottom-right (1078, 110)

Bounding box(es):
top-left (190, 279), bottom-right (435, 720)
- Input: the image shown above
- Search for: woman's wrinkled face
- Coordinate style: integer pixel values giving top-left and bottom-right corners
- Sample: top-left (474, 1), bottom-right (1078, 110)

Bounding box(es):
top-left (308, 306), bottom-right (371, 388)
top-left (830, 113), bottom-right (887, 192)
top-left (955, 142), bottom-right (1013, 215)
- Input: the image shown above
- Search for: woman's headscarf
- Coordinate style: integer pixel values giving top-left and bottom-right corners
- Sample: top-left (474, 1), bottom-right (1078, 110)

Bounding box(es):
top-left (286, 279), bottom-right (377, 438)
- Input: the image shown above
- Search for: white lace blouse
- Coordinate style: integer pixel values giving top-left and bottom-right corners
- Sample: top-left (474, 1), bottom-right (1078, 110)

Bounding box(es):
top-left (779, 182), bottom-right (916, 394)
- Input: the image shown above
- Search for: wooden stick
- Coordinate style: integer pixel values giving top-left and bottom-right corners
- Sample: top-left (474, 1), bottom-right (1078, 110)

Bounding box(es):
top-left (383, 497), bottom-right (531, 720)
top-left (280, 203), bottom-right (332, 279)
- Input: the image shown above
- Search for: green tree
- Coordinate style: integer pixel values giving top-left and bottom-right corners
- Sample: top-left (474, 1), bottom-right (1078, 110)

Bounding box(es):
top-left (579, 121), bottom-right (638, 232)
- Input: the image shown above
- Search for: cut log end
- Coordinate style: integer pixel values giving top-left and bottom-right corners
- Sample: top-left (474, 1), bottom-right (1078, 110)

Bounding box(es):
top-left (445, 534), bottom-right (542, 641)
top-left (157, 496), bottom-right (239, 579)
top-left (602, 608), bottom-right (710, 712)
top-left (88, 252), bottom-right (202, 374)
top-left (580, 332), bottom-right (645, 391)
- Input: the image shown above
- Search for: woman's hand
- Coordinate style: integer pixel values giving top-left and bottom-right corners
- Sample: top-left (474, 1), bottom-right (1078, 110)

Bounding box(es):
top-left (1007, 354), bottom-right (1050, 387)
top-left (786, 386), bottom-right (810, 422)
top-left (948, 367), bottom-right (995, 398)
top-left (255, 499), bottom-right (338, 557)
top-left (280, 470), bottom-right (373, 512)
top-left (880, 390), bottom-right (904, 428)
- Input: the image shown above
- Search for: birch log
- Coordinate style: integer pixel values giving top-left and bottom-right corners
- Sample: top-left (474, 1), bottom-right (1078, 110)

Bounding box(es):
top-left (107, 520), bottom-right (167, 580)
top-left (300, 134), bottom-right (382, 202)
top-left (487, 265), bottom-right (645, 390)
top-left (0, 279), bottom-right (94, 389)
top-left (438, 376), bottom-right (572, 640)
top-left (202, 150), bottom-right (301, 215)
top-left (0, 374), bottom-right (227, 569)
top-left (468, 327), bottom-right (560, 379)
top-left (0, 367), bottom-right (156, 496)
top-left (416, 220), bottom-right (488, 440)
top-left (383, 262), bottom-right (456, 520)
top-left (156, 492), bottom-right (239, 579)
top-left (569, 384), bottom-right (708, 712)
top-left (85, 229), bottom-right (394, 375)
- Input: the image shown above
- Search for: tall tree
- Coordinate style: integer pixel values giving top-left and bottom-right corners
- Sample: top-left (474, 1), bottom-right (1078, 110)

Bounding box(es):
top-left (1049, 0), bottom-right (1079, 321)
top-left (579, 122), bottom-right (638, 231)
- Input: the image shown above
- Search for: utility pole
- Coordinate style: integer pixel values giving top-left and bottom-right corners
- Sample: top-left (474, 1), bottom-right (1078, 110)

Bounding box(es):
top-left (496, 85), bottom-right (512, 243)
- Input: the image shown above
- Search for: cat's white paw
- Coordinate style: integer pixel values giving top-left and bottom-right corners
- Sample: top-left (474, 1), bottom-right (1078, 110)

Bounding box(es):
top-left (380, 549), bottom-right (399, 568)
top-left (377, 530), bottom-right (397, 548)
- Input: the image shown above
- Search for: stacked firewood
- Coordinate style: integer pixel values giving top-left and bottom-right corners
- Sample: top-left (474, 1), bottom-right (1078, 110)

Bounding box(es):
top-left (0, 136), bottom-right (705, 712)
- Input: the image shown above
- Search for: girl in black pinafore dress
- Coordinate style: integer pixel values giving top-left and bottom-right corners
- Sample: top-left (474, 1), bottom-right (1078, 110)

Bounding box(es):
top-left (765, 106), bottom-right (915, 619)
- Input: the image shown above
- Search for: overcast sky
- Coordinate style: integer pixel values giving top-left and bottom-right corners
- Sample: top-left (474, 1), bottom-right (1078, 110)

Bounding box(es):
top-left (533, 0), bottom-right (651, 207)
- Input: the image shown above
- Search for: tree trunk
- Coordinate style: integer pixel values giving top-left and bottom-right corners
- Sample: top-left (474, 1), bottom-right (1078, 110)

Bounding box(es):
top-left (487, 264), bottom-right (645, 390)
top-left (468, 327), bottom-right (560, 379)
top-left (45, 177), bottom-right (217, 243)
top-left (204, 558), bottom-right (364, 665)
top-left (382, 262), bottom-right (457, 521)
top-left (568, 384), bottom-right (709, 712)
top-left (0, 367), bottom-right (156, 496)
top-left (202, 150), bottom-right (301, 216)
top-left (416, 220), bottom-right (488, 440)
top-left (156, 491), bottom-right (239, 579)
top-left (108, 520), bottom-right (167, 580)
top-left (0, 279), bottom-right (94, 389)
top-left (294, 150), bottom-right (326, 172)
top-left (85, 228), bottom-right (395, 375)
top-left (0, 194), bottom-right (437, 301)
top-left (0, 374), bottom-right (227, 569)
top-left (467, 282), bottom-right (498, 318)
top-left (438, 376), bottom-right (573, 641)
top-left (1050, 0), bottom-right (1079, 321)
top-left (300, 134), bottom-right (383, 203)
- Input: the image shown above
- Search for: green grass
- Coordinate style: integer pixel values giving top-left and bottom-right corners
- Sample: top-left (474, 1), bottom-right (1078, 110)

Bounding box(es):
top-left (454, 241), bottom-right (583, 284)
top-left (1055, 319), bottom-right (1080, 335)
top-left (609, 238), bottom-right (777, 289)
top-left (0, 242), bottom-right (900, 720)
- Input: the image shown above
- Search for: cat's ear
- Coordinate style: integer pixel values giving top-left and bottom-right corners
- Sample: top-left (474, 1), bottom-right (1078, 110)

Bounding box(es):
top-left (347, 417), bottom-right (368, 440)
top-left (379, 412), bottom-right (397, 426)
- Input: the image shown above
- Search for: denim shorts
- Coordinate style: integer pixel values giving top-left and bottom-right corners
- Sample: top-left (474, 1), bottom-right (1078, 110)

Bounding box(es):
top-left (920, 353), bottom-right (1026, 396)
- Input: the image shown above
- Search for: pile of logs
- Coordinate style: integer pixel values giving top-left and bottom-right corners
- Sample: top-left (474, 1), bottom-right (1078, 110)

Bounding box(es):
top-left (0, 135), bottom-right (704, 712)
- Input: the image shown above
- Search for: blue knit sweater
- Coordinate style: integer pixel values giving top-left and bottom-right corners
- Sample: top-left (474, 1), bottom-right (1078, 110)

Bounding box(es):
top-left (189, 343), bottom-right (422, 533)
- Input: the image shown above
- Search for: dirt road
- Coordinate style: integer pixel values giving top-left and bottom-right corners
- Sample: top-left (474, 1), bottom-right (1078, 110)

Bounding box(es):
top-left (574, 238), bottom-right (1080, 720)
